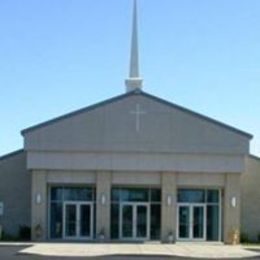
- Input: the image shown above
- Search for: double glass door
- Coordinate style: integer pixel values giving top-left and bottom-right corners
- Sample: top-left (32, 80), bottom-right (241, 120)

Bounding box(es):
top-left (120, 203), bottom-right (150, 240)
top-left (177, 204), bottom-right (206, 241)
top-left (63, 202), bottom-right (93, 240)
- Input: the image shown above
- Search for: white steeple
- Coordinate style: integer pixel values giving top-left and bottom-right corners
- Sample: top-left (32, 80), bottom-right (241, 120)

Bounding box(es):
top-left (125, 0), bottom-right (143, 92)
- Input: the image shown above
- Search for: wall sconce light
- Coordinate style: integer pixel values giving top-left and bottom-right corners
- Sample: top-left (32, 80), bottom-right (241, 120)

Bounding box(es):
top-left (36, 193), bottom-right (42, 205)
top-left (101, 193), bottom-right (106, 205)
top-left (231, 197), bottom-right (237, 208)
top-left (167, 195), bottom-right (172, 206)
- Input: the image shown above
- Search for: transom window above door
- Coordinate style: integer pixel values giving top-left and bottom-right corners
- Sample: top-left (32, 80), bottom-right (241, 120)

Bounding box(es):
top-left (178, 189), bottom-right (219, 203)
top-left (111, 188), bottom-right (161, 202)
top-left (51, 186), bottom-right (95, 202)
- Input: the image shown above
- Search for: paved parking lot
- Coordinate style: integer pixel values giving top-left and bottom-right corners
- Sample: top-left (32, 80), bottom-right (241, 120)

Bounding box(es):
top-left (1, 243), bottom-right (260, 259)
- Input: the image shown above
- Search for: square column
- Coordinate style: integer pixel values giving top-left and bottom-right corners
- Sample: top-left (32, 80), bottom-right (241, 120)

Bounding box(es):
top-left (31, 171), bottom-right (47, 241)
top-left (161, 172), bottom-right (177, 242)
top-left (96, 171), bottom-right (111, 240)
top-left (224, 173), bottom-right (241, 244)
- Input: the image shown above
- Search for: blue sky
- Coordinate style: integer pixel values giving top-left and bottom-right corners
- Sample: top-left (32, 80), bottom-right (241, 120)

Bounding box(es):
top-left (0, 0), bottom-right (260, 156)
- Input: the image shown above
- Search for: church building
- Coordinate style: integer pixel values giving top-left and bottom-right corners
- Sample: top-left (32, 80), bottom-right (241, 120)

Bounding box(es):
top-left (1, 1), bottom-right (260, 244)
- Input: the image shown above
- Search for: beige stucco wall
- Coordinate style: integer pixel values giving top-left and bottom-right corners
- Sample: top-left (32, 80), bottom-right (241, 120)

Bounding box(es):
top-left (31, 171), bottom-right (47, 241)
top-left (176, 172), bottom-right (225, 186)
top-left (223, 173), bottom-right (241, 244)
top-left (96, 171), bottom-right (111, 240)
top-left (23, 93), bottom-right (249, 155)
top-left (241, 156), bottom-right (260, 241)
top-left (27, 151), bottom-right (245, 173)
top-left (161, 172), bottom-right (177, 242)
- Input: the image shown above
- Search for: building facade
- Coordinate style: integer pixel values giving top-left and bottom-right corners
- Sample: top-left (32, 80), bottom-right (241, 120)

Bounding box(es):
top-left (1, 90), bottom-right (259, 243)
top-left (0, 90), bottom-right (260, 243)
top-left (1, 0), bottom-right (260, 244)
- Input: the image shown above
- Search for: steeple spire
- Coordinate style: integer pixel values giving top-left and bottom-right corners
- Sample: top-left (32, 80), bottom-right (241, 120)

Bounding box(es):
top-left (125, 0), bottom-right (143, 92)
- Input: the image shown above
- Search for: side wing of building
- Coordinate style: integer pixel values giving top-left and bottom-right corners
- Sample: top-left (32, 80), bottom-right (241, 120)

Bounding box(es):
top-left (0, 150), bottom-right (31, 238)
top-left (241, 155), bottom-right (260, 241)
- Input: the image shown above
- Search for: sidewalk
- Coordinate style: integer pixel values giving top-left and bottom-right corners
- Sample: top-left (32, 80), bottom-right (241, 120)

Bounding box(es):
top-left (9, 242), bottom-right (259, 259)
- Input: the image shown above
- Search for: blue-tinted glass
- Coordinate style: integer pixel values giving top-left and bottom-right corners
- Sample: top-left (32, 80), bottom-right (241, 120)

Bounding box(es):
top-left (111, 189), bottom-right (120, 202)
top-left (63, 188), bottom-right (93, 201)
top-left (193, 206), bottom-right (204, 239)
top-left (122, 205), bottom-right (133, 238)
top-left (121, 188), bottom-right (149, 202)
top-left (207, 205), bottom-right (219, 241)
top-left (111, 204), bottom-right (119, 239)
top-left (93, 203), bottom-right (96, 239)
top-left (50, 202), bottom-right (62, 238)
top-left (51, 187), bottom-right (63, 201)
top-left (150, 204), bottom-right (161, 240)
top-left (207, 190), bottom-right (219, 203)
top-left (179, 206), bottom-right (190, 238)
top-left (151, 189), bottom-right (161, 202)
top-left (178, 189), bottom-right (205, 203)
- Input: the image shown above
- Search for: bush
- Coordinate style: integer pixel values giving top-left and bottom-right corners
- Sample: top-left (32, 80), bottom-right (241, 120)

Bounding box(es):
top-left (19, 225), bottom-right (31, 241)
top-left (240, 233), bottom-right (251, 243)
top-left (1, 231), bottom-right (17, 241)
top-left (257, 232), bottom-right (260, 243)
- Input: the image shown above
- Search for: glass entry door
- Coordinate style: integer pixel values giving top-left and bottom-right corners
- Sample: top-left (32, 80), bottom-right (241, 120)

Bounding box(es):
top-left (120, 203), bottom-right (150, 240)
top-left (63, 202), bottom-right (93, 240)
top-left (177, 204), bottom-right (206, 241)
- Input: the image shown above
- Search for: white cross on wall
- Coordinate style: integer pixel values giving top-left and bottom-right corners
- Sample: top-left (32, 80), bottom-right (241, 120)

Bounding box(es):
top-left (130, 104), bottom-right (146, 132)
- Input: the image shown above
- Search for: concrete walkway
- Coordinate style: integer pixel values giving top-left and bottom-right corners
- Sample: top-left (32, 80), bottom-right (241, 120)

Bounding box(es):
top-left (13, 243), bottom-right (260, 259)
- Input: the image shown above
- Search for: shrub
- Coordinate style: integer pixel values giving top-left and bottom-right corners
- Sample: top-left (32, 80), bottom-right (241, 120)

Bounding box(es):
top-left (19, 225), bottom-right (31, 241)
top-left (257, 232), bottom-right (260, 243)
top-left (240, 233), bottom-right (251, 243)
top-left (1, 231), bottom-right (17, 241)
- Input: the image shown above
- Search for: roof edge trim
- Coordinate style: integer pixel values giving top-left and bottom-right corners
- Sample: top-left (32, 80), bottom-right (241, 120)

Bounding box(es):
top-left (141, 92), bottom-right (253, 139)
top-left (21, 90), bottom-right (139, 135)
top-left (0, 149), bottom-right (24, 161)
top-left (249, 154), bottom-right (260, 161)
top-left (21, 90), bottom-right (253, 139)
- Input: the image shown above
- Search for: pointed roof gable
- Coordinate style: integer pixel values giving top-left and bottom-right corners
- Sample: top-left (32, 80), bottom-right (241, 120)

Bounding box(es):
top-left (21, 90), bottom-right (252, 139)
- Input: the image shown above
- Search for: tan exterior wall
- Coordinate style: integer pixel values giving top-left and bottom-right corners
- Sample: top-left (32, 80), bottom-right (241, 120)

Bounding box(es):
top-left (161, 172), bottom-right (177, 242)
top-left (223, 173), bottom-right (241, 244)
top-left (112, 171), bottom-right (161, 185)
top-left (241, 156), bottom-right (260, 241)
top-left (27, 151), bottom-right (245, 173)
top-left (46, 170), bottom-right (96, 184)
top-left (176, 172), bottom-right (225, 187)
top-left (96, 171), bottom-right (111, 240)
top-left (31, 171), bottom-right (47, 241)
top-left (24, 94), bottom-right (249, 155)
